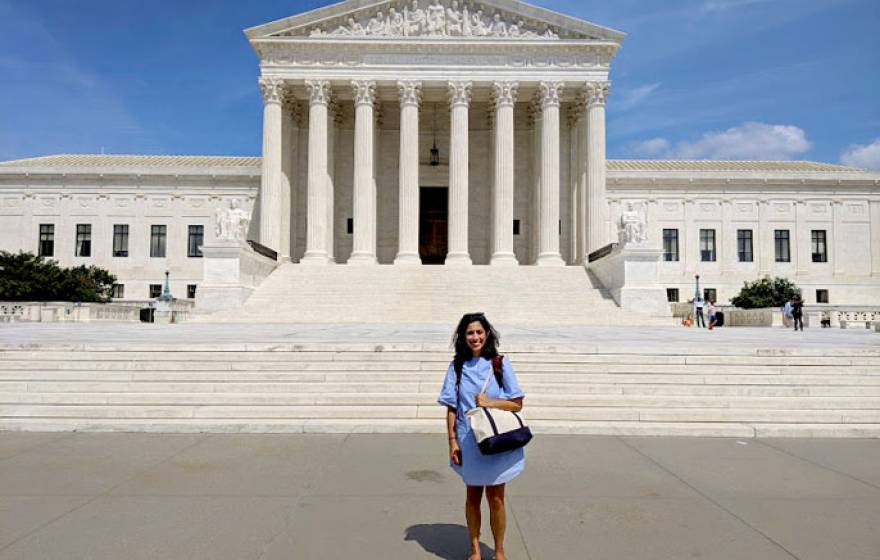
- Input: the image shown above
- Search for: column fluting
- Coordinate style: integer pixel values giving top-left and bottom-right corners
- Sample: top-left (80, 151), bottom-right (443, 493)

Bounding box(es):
top-left (301, 79), bottom-right (331, 264)
top-left (491, 81), bottom-right (518, 265)
top-left (536, 81), bottom-right (565, 266)
top-left (258, 77), bottom-right (285, 252)
top-left (395, 81), bottom-right (422, 264)
top-left (585, 81), bottom-right (610, 253)
top-left (447, 81), bottom-right (472, 265)
top-left (348, 80), bottom-right (378, 264)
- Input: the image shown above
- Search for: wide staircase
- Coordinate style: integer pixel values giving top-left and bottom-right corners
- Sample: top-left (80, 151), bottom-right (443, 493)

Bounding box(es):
top-left (2, 345), bottom-right (878, 437)
top-left (204, 263), bottom-right (668, 326)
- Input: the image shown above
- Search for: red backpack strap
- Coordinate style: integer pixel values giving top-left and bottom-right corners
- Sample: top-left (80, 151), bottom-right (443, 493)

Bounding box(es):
top-left (491, 355), bottom-right (504, 389)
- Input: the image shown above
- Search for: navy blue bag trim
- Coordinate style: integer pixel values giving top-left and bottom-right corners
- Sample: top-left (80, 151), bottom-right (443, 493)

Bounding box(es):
top-left (478, 426), bottom-right (533, 455)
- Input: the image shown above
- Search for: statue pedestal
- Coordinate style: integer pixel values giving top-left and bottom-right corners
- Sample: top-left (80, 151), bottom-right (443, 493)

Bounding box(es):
top-left (587, 243), bottom-right (670, 316)
top-left (195, 240), bottom-right (277, 313)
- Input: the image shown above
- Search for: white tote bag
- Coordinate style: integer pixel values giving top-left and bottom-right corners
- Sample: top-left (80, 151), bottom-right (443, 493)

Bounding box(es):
top-left (465, 359), bottom-right (532, 455)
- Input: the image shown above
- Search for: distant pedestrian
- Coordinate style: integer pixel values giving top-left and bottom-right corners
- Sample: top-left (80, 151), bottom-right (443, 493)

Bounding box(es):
top-left (694, 297), bottom-right (706, 328)
top-left (791, 295), bottom-right (804, 331)
top-left (437, 312), bottom-right (526, 560)
top-left (707, 300), bottom-right (718, 330)
top-left (783, 300), bottom-right (793, 328)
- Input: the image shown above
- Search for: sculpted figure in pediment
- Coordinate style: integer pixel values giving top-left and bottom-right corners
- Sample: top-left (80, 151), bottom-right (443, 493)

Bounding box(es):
top-left (427, 0), bottom-right (446, 35)
top-left (446, 1), bottom-right (463, 35)
top-left (388, 7), bottom-right (405, 36)
top-left (471, 9), bottom-right (488, 36)
top-left (490, 13), bottom-right (507, 36)
top-left (368, 11), bottom-right (387, 35)
top-left (335, 17), bottom-right (365, 36)
top-left (405, 0), bottom-right (427, 36)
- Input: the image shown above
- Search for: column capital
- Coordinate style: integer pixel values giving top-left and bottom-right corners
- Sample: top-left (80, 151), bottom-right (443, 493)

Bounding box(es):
top-left (538, 81), bottom-right (564, 109)
top-left (397, 80), bottom-right (423, 107)
top-left (351, 80), bottom-right (377, 107)
top-left (305, 79), bottom-right (332, 106)
top-left (584, 81), bottom-right (611, 108)
top-left (258, 77), bottom-right (286, 105)
top-left (491, 81), bottom-right (519, 108)
top-left (447, 81), bottom-right (472, 107)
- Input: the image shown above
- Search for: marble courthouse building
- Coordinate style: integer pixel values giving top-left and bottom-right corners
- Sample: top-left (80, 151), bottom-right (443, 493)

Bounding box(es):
top-left (1, 0), bottom-right (879, 310)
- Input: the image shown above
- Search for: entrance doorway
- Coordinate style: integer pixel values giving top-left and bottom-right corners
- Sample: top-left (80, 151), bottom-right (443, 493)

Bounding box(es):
top-left (419, 187), bottom-right (448, 264)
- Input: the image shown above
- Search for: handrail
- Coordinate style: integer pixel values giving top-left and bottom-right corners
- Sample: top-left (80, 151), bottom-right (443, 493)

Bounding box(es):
top-left (247, 240), bottom-right (277, 261)
top-left (587, 243), bottom-right (618, 263)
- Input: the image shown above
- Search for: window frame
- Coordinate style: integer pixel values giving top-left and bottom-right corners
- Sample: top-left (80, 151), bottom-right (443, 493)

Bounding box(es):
top-left (666, 288), bottom-right (680, 303)
top-left (662, 229), bottom-right (679, 262)
top-left (736, 229), bottom-right (753, 262)
top-left (187, 225), bottom-right (204, 258)
top-left (110, 284), bottom-right (125, 299)
top-left (112, 224), bottom-right (129, 257)
top-left (699, 229), bottom-right (716, 262)
top-left (811, 230), bottom-right (827, 263)
top-left (774, 229), bottom-right (790, 263)
top-left (150, 225), bottom-right (167, 258)
top-left (75, 224), bottom-right (92, 257)
top-left (38, 224), bottom-right (55, 257)
top-left (148, 284), bottom-right (163, 299)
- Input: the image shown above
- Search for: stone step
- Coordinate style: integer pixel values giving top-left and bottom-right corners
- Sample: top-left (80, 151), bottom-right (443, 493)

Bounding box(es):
top-left (2, 392), bottom-right (877, 409)
top-left (2, 417), bottom-right (879, 438)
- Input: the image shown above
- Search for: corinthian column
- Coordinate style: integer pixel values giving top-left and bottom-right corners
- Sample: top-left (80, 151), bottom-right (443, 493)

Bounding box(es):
top-left (301, 79), bottom-right (331, 264)
top-left (446, 81), bottom-right (472, 265)
top-left (585, 81), bottom-right (610, 253)
top-left (395, 80), bottom-right (422, 265)
top-left (536, 81), bottom-right (564, 266)
top-left (491, 81), bottom-right (518, 265)
top-left (258, 77), bottom-right (285, 252)
top-left (280, 97), bottom-right (300, 262)
top-left (348, 80), bottom-right (378, 264)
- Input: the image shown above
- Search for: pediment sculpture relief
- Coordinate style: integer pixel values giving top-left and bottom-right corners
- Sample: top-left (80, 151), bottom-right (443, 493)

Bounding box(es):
top-left (307, 0), bottom-right (561, 39)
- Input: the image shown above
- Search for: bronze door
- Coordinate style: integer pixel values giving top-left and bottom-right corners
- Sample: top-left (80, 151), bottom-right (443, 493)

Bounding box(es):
top-left (419, 187), bottom-right (448, 264)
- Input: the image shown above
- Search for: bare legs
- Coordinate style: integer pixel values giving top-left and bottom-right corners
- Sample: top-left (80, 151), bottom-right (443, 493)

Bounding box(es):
top-left (466, 485), bottom-right (483, 559)
top-left (465, 484), bottom-right (507, 560)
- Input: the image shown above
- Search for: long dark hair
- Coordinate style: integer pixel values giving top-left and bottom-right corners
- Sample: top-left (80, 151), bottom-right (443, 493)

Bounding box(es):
top-left (451, 312), bottom-right (501, 381)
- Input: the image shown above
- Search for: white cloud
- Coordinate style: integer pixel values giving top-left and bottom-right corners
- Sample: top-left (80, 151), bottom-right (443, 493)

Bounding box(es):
top-left (614, 82), bottom-right (661, 111)
top-left (627, 122), bottom-right (813, 160)
top-left (840, 139), bottom-right (880, 170)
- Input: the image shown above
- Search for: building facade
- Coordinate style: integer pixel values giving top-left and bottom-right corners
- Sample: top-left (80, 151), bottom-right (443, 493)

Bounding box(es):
top-left (1, 0), bottom-right (878, 307)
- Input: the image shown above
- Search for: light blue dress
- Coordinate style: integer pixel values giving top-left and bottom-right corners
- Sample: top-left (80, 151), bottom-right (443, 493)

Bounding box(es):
top-left (437, 356), bottom-right (526, 487)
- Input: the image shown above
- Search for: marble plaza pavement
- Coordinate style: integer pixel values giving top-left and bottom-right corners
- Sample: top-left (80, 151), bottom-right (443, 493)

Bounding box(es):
top-left (0, 432), bottom-right (878, 559)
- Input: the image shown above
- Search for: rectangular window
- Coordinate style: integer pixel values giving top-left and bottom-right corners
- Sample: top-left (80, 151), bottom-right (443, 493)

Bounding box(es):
top-left (110, 284), bottom-right (125, 299)
top-left (662, 229), bottom-right (679, 262)
top-left (149, 284), bottom-right (162, 299)
top-left (737, 229), bottom-right (753, 262)
top-left (112, 224), bottom-right (129, 257)
top-left (816, 289), bottom-right (829, 304)
top-left (774, 229), bottom-right (790, 262)
top-left (188, 225), bottom-right (204, 258)
top-left (666, 288), bottom-right (679, 303)
top-left (346, 218), bottom-right (353, 235)
top-left (150, 225), bottom-right (166, 258)
top-left (75, 224), bottom-right (92, 257)
top-left (187, 284), bottom-right (197, 299)
top-left (704, 288), bottom-right (717, 303)
top-left (699, 229), bottom-right (716, 262)
top-left (513, 219), bottom-right (521, 236)
top-left (811, 230), bottom-right (827, 262)
top-left (38, 224), bottom-right (54, 257)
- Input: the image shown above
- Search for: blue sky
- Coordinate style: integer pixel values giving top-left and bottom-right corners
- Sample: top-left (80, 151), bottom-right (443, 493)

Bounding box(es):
top-left (1, 0), bottom-right (878, 168)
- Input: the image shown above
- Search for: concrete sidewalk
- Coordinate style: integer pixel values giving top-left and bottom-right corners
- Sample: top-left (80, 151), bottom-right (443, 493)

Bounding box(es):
top-left (1, 433), bottom-right (878, 559)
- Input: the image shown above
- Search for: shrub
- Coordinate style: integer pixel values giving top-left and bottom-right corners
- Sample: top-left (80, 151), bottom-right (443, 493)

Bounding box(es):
top-left (0, 251), bottom-right (116, 302)
top-left (730, 276), bottom-right (801, 309)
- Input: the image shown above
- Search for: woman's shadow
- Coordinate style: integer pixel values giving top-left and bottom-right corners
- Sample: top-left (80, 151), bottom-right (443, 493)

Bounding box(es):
top-left (405, 524), bottom-right (493, 559)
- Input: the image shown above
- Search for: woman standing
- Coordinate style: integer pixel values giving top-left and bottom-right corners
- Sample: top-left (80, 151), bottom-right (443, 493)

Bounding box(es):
top-left (437, 312), bottom-right (526, 560)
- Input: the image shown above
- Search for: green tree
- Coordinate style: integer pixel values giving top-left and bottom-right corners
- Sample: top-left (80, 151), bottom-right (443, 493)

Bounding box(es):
top-left (0, 251), bottom-right (116, 302)
top-left (730, 276), bottom-right (801, 309)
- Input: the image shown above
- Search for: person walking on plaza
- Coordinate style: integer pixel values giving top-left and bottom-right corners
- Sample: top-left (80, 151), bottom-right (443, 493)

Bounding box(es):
top-left (791, 294), bottom-right (804, 331)
top-left (707, 300), bottom-right (718, 330)
top-left (694, 297), bottom-right (706, 328)
top-left (438, 313), bottom-right (526, 560)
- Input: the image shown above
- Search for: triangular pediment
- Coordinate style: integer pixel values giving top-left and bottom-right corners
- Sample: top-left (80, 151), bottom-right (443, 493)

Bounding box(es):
top-left (245, 0), bottom-right (625, 42)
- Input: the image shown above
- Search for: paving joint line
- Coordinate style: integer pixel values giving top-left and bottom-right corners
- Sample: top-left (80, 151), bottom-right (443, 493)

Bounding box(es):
top-left (754, 439), bottom-right (880, 492)
top-left (0, 432), bottom-right (212, 554)
top-left (618, 437), bottom-right (802, 560)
